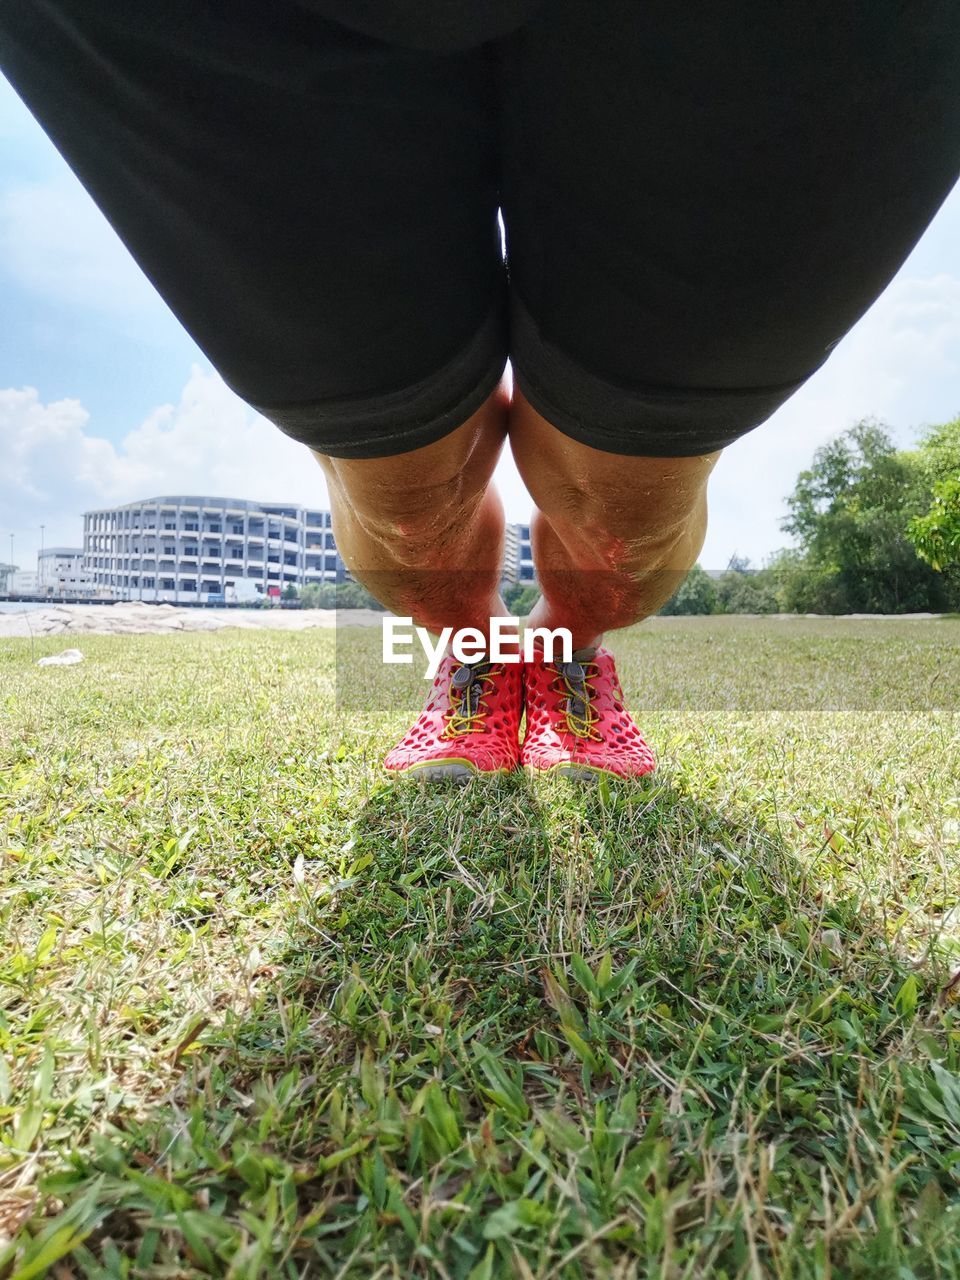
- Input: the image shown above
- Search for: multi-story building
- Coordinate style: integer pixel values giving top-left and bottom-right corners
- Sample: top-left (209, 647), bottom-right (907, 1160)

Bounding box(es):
top-left (502, 523), bottom-right (520, 586)
top-left (516, 523), bottom-right (535, 582)
top-left (83, 496), bottom-right (348, 605)
top-left (500, 523), bottom-right (536, 589)
top-left (0, 563), bottom-right (15, 595)
top-left (37, 547), bottom-right (91, 597)
top-left (81, 496), bottom-right (537, 604)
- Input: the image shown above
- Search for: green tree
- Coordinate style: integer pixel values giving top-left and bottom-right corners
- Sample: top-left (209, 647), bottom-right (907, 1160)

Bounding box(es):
top-left (714, 562), bottom-right (780, 614)
top-left (503, 581), bottom-right (541, 615)
top-left (659, 564), bottom-right (717, 615)
top-left (335, 580), bottom-right (387, 610)
top-left (905, 416), bottom-right (960, 572)
top-left (781, 419), bottom-right (947, 612)
top-left (299, 582), bottom-right (338, 609)
top-left (299, 580), bottom-right (387, 609)
top-left (908, 475), bottom-right (960, 571)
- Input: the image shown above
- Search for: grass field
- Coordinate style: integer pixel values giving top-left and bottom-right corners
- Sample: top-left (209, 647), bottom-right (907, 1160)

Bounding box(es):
top-left (1, 618), bottom-right (959, 1279)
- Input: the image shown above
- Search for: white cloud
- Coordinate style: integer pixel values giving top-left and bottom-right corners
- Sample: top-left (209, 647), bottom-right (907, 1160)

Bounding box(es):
top-left (1, 368), bottom-right (331, 568)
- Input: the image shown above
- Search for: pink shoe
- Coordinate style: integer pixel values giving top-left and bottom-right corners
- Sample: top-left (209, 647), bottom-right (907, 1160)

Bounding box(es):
top-left (384, 654), bottom-right (522, 780)
top-left (520, 645), bottom-right (656, 780)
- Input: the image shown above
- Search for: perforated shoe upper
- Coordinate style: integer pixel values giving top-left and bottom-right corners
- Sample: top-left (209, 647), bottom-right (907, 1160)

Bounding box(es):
top-left (520, 645), bottom-right (655, 779)
top-left (384, 653), bottom-right (523, 775)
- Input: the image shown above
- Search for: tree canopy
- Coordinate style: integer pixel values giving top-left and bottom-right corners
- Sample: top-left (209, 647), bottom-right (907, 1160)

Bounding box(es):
top-left (661, 415), bottom-right (960, 615)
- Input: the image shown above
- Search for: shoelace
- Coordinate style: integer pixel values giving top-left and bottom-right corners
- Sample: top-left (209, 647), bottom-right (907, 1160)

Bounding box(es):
top-left (551, 657), bottom-right (603, 741)
top-left (442, 659), bottom-right (498, 737)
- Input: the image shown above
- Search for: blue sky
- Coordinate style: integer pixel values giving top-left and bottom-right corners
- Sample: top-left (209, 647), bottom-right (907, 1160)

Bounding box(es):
top-left (3, 69), bottom-right (959, 574)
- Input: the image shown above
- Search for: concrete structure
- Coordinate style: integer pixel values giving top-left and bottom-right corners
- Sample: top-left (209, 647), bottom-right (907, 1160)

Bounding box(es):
top-left (83, 496), bottom-right (347, 605)
top-left (37, 547), bottom-right (91, 597)
top-left (501, 523), bottom-right (536, 589)
top-left (0, 563), bottom-right (15, 595)
top-left (79, 495), bottom-right (537, 604)
top-left (516, 523), bottom-right (535, 582)
top-left (10, 570), bottom-right (40, 595)
top-left (502, 523), bottom-right (520, 586)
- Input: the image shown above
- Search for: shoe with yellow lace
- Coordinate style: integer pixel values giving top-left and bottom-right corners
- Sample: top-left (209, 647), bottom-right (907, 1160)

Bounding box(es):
top-left (384, 653), bottom-right (522, 780)
top-left (520, 645), bottom-right (656, 780)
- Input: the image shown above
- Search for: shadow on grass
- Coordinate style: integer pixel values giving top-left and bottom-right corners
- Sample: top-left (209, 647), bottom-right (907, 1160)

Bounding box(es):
top-left (28, 766), bottom-right (960, 1280)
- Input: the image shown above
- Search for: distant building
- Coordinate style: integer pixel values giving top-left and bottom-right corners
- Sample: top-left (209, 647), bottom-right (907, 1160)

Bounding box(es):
top-left (503, 522), bottom-right (536, 586)
top-left (516, 523), bottom-right (535, 582)
top-left (10, 570), bottom-right (40, 595)
top-left (79, 495), bottom-right (535, 604)
top-left (502, 523), bottom-right (520, 586)
top-left (37, 547), bottom-right (91, 597)
top-left (0, 562), bottom-right (15, 595)
top-left (83, 496), bottom-right (348, 605)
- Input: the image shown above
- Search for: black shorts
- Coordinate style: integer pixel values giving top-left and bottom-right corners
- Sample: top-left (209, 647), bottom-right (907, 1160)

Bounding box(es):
top-left (3, 1), bottom-right (959, 458)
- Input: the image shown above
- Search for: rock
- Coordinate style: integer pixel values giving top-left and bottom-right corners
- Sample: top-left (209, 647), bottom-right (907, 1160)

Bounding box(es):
top-left (1, 604), bottom-right (356, 637)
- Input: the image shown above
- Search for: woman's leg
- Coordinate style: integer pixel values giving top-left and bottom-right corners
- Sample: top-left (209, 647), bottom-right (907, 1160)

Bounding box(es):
top-left (312, 384), bottom-right (510, 640)
top-left (509, 390), bottom-right (720, 650)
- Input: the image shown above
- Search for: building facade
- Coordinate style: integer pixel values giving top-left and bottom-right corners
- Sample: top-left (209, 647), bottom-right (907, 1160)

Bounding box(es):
top-left (83, 496), bottom-right (348, 605)
top-left (516, 523), bottom-right (535, 582)
top-left (502, 523), bottom-right (520, 586)
top-left (81, 496), bottom-right (537, 604)
top-left (9, 570), bottom-right (39, 595)
top-left (502, 522), bottom-right (536, 586)
top-left (37, 547), bottom-right (91, 597)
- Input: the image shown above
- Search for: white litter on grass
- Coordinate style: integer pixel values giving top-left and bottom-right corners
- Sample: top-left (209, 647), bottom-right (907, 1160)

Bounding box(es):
top-left (37, 648), bottom-right (84, 667)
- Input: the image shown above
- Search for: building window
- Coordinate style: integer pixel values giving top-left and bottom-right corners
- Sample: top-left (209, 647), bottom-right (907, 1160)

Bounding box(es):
top-left (208, 522), bottom-right (221, 533)
top-left (184, 522), bottom-right (199, 531)
top-left (231, 548), bottom-right (243, 559)
top-left (164, 546), bottom-right (176, 555)
top-left (184, 546), bottom-right (198, 557)
top-left (161, 578), bottom-right (175, 591)
top-left (164, 522), bottom-right (176, 530)
top-left (181, 579), bottom-right (196, 591)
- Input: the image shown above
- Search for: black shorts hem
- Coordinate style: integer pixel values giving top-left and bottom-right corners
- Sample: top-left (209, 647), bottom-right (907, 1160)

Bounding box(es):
top-left (510, 294), bottom-right (815, 457)
top-left (250, 301), bottom-right (507, 459)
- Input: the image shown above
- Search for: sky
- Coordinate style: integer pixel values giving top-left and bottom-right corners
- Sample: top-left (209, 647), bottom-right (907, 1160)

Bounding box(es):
top-left (2, 70), bottom-right (959, 574)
